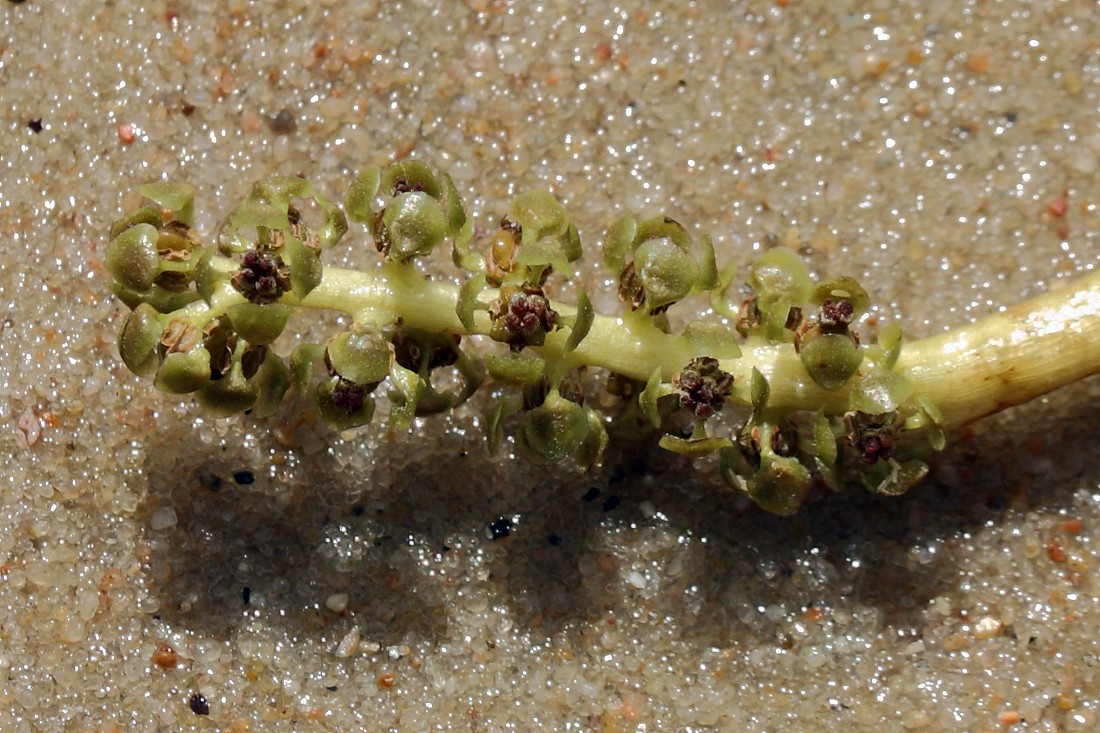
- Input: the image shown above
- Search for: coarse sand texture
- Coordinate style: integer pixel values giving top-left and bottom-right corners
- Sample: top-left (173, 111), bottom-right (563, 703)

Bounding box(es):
top-left (1, 1), bottom-right (1099, 731)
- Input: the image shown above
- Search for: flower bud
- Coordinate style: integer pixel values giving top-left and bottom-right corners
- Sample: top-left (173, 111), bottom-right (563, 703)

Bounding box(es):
top-left (225, 303), bottom-right (293, 346)
top-left (117, 303), bottom-right (164, 376)
top-left (324, 329), bottom-right (392, 387)
top-left (106, 223), bottom-right (161, 292)
top-left (346, 161), bottom-right (467, 264)
top-left (315, 377), bottom-right (376, 430)
top-left (515, 391), bottom-right (591, 465)
top-left (798, 332), bottom-right (863, 390)
top-left (377, 191), bottom-right (448, 262)
top-left (625, 237), bottom-right (699, 313)
top-left (154, 348), bottom-right (212, 394)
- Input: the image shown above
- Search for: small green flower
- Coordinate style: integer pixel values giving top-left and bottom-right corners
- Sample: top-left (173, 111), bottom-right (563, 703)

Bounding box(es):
top-left (795, 276), bottom-right (871, 390)
top-left (514, 390), bottom-right (606, 468)
top-left (720, 369), bottom-right (813, 515)
top-left (604, 215), bottom-right (717, 314)
top-left (345, 161), bottom-right (467, 264)
top-left (106, 204), bottom-right (206, 313)
top-left (488, 283), bottom-right (559, 350)
top-left (737, 247), bottom-right (812, 342)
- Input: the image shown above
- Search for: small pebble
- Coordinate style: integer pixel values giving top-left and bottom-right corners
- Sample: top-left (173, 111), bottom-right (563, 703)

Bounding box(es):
top-left (487, 517), bottom-right (512, 540)
top-left (152, 642), bottom-right (179, 668)
top-left (149, 506), bottom-right (177, 531)
top-left (267, 109), bottom-right (297, 135)
top-left (334, 626), bottom-right (360, 658)
top-left (189, 693), bottom-right (210, 716)
top-left (325, 593), bottom-right (349, 613)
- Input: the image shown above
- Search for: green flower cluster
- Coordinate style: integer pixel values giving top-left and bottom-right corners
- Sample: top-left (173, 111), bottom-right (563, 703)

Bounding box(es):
top-left (108, 162), bottom-right (1025, 515)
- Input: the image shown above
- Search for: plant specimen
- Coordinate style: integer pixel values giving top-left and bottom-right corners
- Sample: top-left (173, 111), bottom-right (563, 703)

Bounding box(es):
top-left (106, 162), bottom-right (1100, 514)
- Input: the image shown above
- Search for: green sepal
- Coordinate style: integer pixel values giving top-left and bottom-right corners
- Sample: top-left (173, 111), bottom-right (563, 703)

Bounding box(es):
top-left (634, 237), bottom-right (699, 312)
top-left (849, 368), bottom-right (914, 415)
top-left (720, 438), bottom-right (812, 516)
top-left (601, 214), bottom-right (637, 273)
top-left (456, 272), bottom-right (487, 332)
top-left (487, 392), bottom-right (523, 454)
top-left (446, 352), bottom-right (487, 411)
top-left (573, 407), bottom-right (609, 469)
top-left (749, 367), bottom-right (770, 413)
top-left (315, 378), bottom-right (375, 430)
top-left (876, 324), bottom-right (903, 370)
top-left (218, 199), bottom-right (289, 254)
top-left (388, 362), bottom-right (426, 429)
top-left (514, 391), bottom-right (590, 465)
top-left (140, 182), bottom-right (195, 226)
top-left (380, 191), bottom-right (447, 262)
top-left (194, 249), bottom-right (220, 304)
top-left (811, 276), bottom-right (870, 319)
top-left (451, 221), bottom-right (481, 272)
top-left (562, 288), bottom-right (593, 355)
top-left (695, 234), bottom-right (719, 291)
top-left (109, 205), bottom-right (163, 241)
top-left (282, 233), bottom-right (324, 298)
top-left (863, 458), bottom-right (929, 497)
top-left (110, 283), bottom-right (201, 313)
top-left (679, 318), bottom-right (741, 360)
top-left (107, 223), bottom-right (161, 293)
top-left (250, 175), bottom-right (313, 206)
top-left (638, 367), bottom-right (669, 429)
top-left (483, 352), bottom-right (545, 386)
top-left (290, 343), bottom-right (325, 393)
top-left (709, 261), bottom-right (740, 320)
top-left (311, 191), bottom-right (348, 249)
top-left (344, 167), bottom-right (382, 223)
top-left (809, 409), bottom-right (840, 491)
top-left (225, 303), bottom-right (293, 346)
top-left (748, 247), bottom-right (812, 322)
top-left (509, 190), bottom-right (569, 247)
top-left (252, 350), bottom-right (291, 419)
top-left (325, 329), bottom-right (391, 386)
top-left (799, 333), bottom-right (863, 390)
top-left (903, 397), bottom-right (947, 452)
top-left (379, 160), bottom-right (442, 199)
top-left (197, 356), bottom-right (259, 417)
top-left (514, 240), bottom-right (574, 281)
top-left (634, 216), bottom-right (692, 251)
top-left (154, 348), bottom-right (212, 394)
top-left (118, 303), bottom-right (164, 376)
top-left (718, 441), bottom-right (810, 516)
top-left (442, 173), bottom-right (468, 235)
top-left (747, 452), bottom-right (813, 516)
top-left (658, 433), bottom-right (734, 457)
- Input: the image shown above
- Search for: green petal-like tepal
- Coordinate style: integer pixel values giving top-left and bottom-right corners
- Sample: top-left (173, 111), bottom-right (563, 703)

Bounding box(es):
top-left (106, 223), bottom-right (161, 292)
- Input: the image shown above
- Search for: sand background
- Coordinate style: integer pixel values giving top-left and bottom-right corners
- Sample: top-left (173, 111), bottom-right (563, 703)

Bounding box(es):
top-left (1, 1), bottom-right (1098, 730)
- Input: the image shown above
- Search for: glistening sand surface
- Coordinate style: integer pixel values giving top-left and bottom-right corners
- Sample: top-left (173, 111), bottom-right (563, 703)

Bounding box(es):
top-left (1, 1), bottom-right (1099, 730)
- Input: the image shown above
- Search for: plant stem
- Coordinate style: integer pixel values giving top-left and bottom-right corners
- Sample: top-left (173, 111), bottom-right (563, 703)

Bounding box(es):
top-left (210, 253), bottom-right (1100, 429)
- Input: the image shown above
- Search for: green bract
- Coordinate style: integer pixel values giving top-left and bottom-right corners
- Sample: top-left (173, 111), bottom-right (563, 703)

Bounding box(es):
top-left (345, 161), bottom-right (467, 264)
top-left (799, 332), bottom-right (863, 391)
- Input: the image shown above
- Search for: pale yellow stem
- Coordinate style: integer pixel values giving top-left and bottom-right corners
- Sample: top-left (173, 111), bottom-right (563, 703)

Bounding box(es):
top-left (212, 254), bottom-right (1100, 430)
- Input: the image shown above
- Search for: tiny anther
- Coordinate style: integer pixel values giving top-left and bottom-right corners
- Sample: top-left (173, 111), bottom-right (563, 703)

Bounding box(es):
top-left (232, 248), bottom-right (293, 304)
top-left (673, 357), bottom-right (734, 420)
